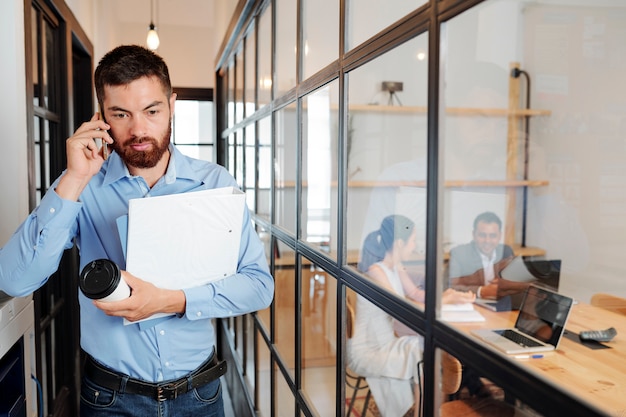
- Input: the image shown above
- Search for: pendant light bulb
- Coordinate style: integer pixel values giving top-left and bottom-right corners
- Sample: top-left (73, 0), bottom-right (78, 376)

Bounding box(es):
top-left (147, 22), bottom-right (160, 50)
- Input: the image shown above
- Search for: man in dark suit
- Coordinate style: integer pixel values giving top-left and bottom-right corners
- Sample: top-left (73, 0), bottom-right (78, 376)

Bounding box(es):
top-left (447, 211), bottom-right (517, 399)
top-left (448, 211), bottom-right (514, 299)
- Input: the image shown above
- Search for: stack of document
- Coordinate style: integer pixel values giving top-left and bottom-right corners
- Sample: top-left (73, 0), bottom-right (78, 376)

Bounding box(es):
top-left (123, 186), bottom-right (245, 323)
top-left (440, 303), bottom-right (486, 323)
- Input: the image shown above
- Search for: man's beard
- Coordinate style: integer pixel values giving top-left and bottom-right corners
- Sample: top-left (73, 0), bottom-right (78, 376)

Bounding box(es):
top-left (110, 123), bottom-right (171, 169)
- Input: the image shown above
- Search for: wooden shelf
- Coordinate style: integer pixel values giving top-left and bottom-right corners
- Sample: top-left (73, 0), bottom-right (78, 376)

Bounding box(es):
top-left (275, 180), bottom-right (549, 188)
top-left (348, 104), bottom-right (551, 117)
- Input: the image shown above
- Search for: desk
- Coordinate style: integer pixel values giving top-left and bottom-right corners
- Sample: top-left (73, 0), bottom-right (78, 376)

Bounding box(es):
top-left (451, 302), bottom-right (626, 416)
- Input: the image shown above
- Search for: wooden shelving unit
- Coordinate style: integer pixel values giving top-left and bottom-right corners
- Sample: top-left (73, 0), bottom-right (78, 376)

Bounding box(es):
top-left (282, 62), bottom-right (551, 253)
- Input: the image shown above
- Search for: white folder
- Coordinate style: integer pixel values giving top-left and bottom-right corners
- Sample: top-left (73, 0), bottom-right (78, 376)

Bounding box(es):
top-left (124, 186), bottom-right (245, 323)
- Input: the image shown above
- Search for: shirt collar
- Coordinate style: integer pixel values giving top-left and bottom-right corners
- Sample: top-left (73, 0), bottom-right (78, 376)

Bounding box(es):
top-left (102, 144), bottom-right (199, 186)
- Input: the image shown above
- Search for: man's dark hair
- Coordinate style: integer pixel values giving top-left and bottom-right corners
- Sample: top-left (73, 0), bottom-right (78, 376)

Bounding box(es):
top-left (473, 211), bottom-right (502, 231)
top-left (94, 45), bottom-right (172, 107)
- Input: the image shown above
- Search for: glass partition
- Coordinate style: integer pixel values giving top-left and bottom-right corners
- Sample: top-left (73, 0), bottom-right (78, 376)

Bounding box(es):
top-left (272, 246), bottom-right (296, 374)
top-left (215, 1), bottom-right (626, 416)
top-left (256, 336), bottom-right (272, 416)
top-left (300, 261), bottom-right (337, 416)
top-left (346, 34), bottom-right (429, 308)
top-left (346, 0), bottom-right (427, 51)
top-left (440, 0), bottom-right (606, 310)
top-left (244, 25), bottom-right (256, 114)
top-left (257, 3), bottom-right (272, 107)
top-left (257, 116), bottom-right (271, 221)
top-left (275, 103), bottom-right (298, 233)
top-left (245, 123), bottom-right (256, 211)
top-left (235, 47), bottom-right (244, 125)
top-left (227, 62), bottom-right (235, 129)
top-left (302, 81), bottom-right (339, 257)
top-left (275, 0), bottom-right (297, 95)
top-left (345, 288), bottom-right (422, 417)
top-left (302, 0), bottom-right (338, 79)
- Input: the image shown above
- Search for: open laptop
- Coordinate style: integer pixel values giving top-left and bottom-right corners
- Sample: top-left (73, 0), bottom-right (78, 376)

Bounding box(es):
top-left (500, 257), bottom-right (561, 291)
top-left (471, 285), bottom-right (573, 354)
top-left (474, 257), bottom-right (562, 311)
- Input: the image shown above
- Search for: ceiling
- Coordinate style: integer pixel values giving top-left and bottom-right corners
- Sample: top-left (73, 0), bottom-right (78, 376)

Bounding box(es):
top-left (111, 0), bottom-right (217, 29)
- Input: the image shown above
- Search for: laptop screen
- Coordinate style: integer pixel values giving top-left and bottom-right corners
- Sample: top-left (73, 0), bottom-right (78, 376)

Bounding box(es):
top-left (500, 257), bottom-right (561, 291)
top-left (514, 285), bottom-right (573, 345)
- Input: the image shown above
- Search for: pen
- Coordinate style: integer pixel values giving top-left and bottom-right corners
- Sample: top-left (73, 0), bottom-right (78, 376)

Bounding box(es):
top-left (514, 354), bottom-right (543, 359)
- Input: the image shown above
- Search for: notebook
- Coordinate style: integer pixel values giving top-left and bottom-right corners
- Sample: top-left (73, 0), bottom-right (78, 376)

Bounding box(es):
top-left (474, 296), bottom-right (512, 312)
top-left (471, 285), bottom-right (573, 354)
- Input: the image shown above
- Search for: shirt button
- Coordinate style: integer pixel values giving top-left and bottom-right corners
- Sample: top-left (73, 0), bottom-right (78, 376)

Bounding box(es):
top-left (49, 208), bottom-right (55, 214)
top-left (165, 361), bottom-right (170, 367)
top-left (160, 330), bottom-right (165, 336)
top-left (196, 311), bottom-right (202, 317)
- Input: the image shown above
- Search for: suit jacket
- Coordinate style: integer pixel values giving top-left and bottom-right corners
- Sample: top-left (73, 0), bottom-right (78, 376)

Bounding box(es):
top-left (448, 241), bottom-right (514, 294)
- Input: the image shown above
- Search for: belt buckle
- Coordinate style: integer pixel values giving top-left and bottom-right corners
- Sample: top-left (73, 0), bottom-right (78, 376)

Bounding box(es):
top-left (157, 383), bottom-right (178, 402)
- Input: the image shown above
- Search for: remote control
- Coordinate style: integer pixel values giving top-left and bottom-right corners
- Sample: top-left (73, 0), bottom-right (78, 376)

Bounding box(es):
top-left (578, 327), bottom-right (617, 342)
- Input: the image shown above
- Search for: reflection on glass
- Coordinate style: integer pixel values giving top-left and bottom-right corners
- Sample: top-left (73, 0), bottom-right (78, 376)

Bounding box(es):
top-left (258, 116), bottom-right (271, 220)
top-left (256, 229), bottom-right (271, 332)
top-left (302, 81), bottom-right (338, 257)
top-left (173, 101), bottom-right (213, 144)
top-left (236, 48), bottom-right (244, 124)
top-left (235, 130), bottom-right (244, 188)
top-left (275, 0), bottom-right (297, 96)
top-left (235, 315), bottom-right (245, 363)
top-left (31, 7), bottom-right (39, 106)
top-left (172, 100), bottom-right (214, 162)
top-left (273, 247), bottom-right (296, 373)
top-left (243, 314), bottom-right (257, 393)
top-left (44, 20), bottom-right (56, 110)
top-left (227, 63), bottom-right (235, 129)
top-left (440, 0), bottom-right (596, 311)
top-left (346, 34), bottom-right (428, 301)
top-left (276, 366), bottom-right (295, 416)
top-left (257, 4), bottom-right (272, 107)
top-left (346, 0), bottom-right (426, 50)
top-left (256, 336), bottom-right (271, 417)
top-left (346, 281), bottom-right (422, 417)
top-left (227, 133), bottom-right (236, 179)
top-left (300, 261), bottom-right (336, 416)
top-left (275, 103), bottom-right (297, 233)
top-left (302, 0), bottom-right (338, 80)
top-left (245, 124), bottom-right (256, 211)
top-left (436, 347), bottom-right (542, 415)
top-left (448, 211), bottom-right (517, 305)
top-left (245, 26), bottom-right (256, 112)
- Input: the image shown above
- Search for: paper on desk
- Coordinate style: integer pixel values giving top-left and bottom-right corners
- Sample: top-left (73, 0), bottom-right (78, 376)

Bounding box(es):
top-left (124, 186), bottom-right (245, 324)
top-left (441, 303), bottom-right (486, 322)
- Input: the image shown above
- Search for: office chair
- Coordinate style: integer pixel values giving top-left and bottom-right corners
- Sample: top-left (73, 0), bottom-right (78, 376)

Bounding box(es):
top-left (437, 352), bottom-right (523, 417)
top-left (590, 293), bottom-right (626, 316)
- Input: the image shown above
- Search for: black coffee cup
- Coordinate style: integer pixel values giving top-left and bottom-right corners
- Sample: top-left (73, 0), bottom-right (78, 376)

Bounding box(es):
top-left (79, 259), bottom-right (130, 302)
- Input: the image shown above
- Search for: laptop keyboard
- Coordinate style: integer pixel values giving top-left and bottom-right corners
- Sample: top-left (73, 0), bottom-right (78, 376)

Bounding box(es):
top-left (497, 330), bottom-right (544, 347)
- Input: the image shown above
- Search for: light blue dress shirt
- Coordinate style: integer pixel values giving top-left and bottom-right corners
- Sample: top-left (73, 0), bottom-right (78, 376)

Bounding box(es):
top-left (0, 145), bottom-right (274, 382)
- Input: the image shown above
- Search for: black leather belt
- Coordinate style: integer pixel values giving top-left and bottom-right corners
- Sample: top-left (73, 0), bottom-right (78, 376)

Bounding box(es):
top-left (83, 352), bottom-right (227, 402)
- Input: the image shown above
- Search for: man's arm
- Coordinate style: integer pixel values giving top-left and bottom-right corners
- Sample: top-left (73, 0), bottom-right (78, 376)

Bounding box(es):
top-left (94, 208), bottom-right (274, 322)
top-left (0, 113), bottom-right (113, 296)
top-left (448, 244), bottom-right (483, 293)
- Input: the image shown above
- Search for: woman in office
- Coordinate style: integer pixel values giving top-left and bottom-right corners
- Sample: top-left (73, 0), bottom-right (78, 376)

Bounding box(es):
top-left (347, 215), bottom-right (474, 417)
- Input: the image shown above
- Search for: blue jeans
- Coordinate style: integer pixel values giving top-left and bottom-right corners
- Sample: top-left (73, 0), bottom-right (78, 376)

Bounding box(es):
top-left (80, 374), bottom-right (225, 417)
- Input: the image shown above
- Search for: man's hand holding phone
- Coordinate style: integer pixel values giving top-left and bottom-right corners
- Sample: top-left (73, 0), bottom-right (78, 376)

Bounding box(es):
top-left (55, 112), bottom-right (114, 201)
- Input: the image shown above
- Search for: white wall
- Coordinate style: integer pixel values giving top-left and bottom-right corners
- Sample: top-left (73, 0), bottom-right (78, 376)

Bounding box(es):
top-left (0, 0), bottom-right (28, 245)
top-left (0, 0), bottom-right (238, 246)
top-left (87, 0), bottom-right (237, 89)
